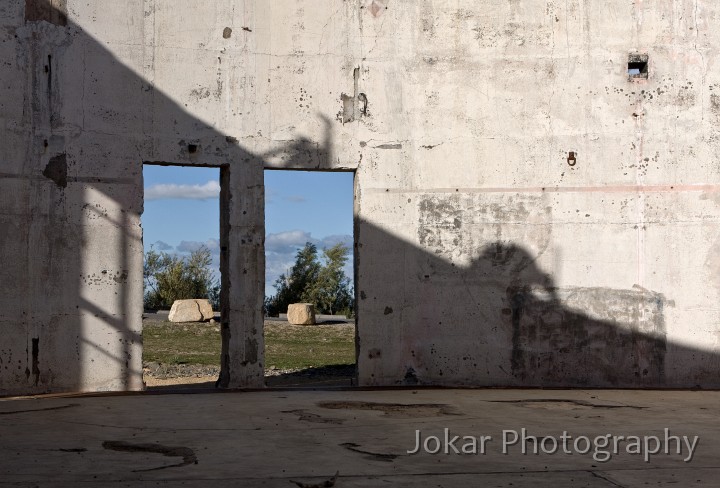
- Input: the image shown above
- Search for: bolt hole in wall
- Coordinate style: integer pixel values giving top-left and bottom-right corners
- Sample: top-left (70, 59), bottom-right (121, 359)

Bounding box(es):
top-left (141, 164), bottom-right (222, 390)
top-left (263, 170), bottom-right (356, 388)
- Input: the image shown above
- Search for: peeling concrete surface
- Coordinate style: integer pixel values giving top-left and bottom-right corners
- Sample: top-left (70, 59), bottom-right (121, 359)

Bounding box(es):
top-left (2, 0), bottom-right (720, 394)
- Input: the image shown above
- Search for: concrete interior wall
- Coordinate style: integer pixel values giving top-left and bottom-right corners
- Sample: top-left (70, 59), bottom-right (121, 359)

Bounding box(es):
top-left (1, 0), bottom-right (719, 395)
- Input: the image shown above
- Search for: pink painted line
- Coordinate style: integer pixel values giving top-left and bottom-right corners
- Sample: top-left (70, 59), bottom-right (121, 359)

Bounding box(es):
top-left (371, 185), bottom-right (720, 194)
top-left (523, 184), bottom-right (720, 193)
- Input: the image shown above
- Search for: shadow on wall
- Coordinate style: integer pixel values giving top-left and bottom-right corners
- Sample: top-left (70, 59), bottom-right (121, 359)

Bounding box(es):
top-left (1, 0), bottom-right (336, 396)
top-left (358, 218), bottom-right (719, 388)
top-left (476, 243), bottom-right (666, 386)
top-left (3, 1), bottom-right (719, 395)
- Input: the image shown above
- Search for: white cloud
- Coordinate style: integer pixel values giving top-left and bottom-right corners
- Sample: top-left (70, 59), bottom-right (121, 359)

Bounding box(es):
top-left (319, 234), bottom-right (353, 250)
top-left (176, 239), bottom-right (220, 254)
top-left (265, 230), bottom-right (314, 254)
top-left (264, 231), bottom-right (353, 297)
top-left (152, 240), bottom-right (173, 251)
top-left (145, 180), bottom-right (220, 200)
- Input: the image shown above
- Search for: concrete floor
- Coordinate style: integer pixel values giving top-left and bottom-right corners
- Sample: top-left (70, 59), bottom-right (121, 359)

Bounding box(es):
top-left (0, 388), bottom-right (718, 487)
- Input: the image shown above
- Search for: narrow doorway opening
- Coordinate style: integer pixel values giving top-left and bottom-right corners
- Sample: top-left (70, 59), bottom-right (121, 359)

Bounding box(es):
top-left (263, 170), bottom-right (356, 387)
top-left (141, 163), bottom-right (222, 390)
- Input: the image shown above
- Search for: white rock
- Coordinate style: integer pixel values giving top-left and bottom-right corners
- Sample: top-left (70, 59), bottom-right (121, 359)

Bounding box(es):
top-left (168, 299), bottom-right (214, 323)
top-left (287, 303), bottom-right (316, 325)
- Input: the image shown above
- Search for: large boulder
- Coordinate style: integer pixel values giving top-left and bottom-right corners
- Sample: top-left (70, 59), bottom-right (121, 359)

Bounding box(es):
top-left (168, 299), bottom-right (214, 323)
top-left (287, 303), bottom-right (316, 325)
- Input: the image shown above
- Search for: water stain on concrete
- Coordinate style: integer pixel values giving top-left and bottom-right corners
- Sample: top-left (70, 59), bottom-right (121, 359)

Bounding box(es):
top-left (281, 409), bottom-right (345, 424)
top-left (102, 440), bottom-right (197, 472)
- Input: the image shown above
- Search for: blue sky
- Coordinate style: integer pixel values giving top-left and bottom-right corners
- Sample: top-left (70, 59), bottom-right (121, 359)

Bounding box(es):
top-left (142, 165), bottom-right (354, 297)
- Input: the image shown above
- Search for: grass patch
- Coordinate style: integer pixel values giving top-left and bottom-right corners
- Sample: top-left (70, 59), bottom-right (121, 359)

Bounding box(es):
top-left (143, 320), bottom-right (221, 366)
top-left (142, 319), bottom-right (355, 371)
top-left (264, 323), bottom-right (355, 370)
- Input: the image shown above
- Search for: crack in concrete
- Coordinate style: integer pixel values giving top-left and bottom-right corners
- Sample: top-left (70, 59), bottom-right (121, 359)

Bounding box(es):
top-left (591, 470), bottom-right (626, 487)
top-left (489, 399), bottom-right (646, 410)
top-left (340, 442), bottom-right (397, 462)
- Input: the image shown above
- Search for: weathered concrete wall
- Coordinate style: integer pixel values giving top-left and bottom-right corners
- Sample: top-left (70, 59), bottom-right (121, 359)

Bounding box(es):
top-left (343, 0), bottom-right (720, 387)
top-left (0, 0), bottom-right (266, 394)
top-left (2, 0), bottom-right (720, 394)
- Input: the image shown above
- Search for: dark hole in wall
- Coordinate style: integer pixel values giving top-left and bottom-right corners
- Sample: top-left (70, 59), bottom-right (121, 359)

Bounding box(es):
top-left (628, 54), bottom-right (649, 79)
top-left (43, 153), bottom-right (68, 188)
top-left (31, 338), bottom-right (40, 386)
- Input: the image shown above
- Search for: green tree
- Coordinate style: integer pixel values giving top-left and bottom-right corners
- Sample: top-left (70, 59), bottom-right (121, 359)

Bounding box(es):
top-left (265, 242), bottom-right (353, 317)
top-left (265, 242), bottom-right (320, 316)
top-left (143, 246), bottom-right (217, 310)
top-left (306, 243), bottom-right (352, 315)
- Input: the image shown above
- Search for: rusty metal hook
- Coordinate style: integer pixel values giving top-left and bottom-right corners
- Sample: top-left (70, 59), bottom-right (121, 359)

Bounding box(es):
top-left (567, 151), bottom-right (577, 166)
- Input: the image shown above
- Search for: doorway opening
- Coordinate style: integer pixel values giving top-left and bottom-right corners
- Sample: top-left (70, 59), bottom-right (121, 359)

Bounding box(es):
top-left (263, 169), bottom-right (356, 387)
top-left (141, 163), bottom-right (222, 390)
